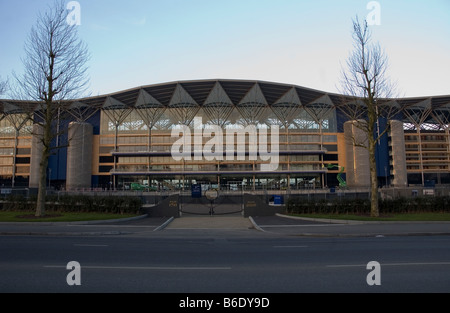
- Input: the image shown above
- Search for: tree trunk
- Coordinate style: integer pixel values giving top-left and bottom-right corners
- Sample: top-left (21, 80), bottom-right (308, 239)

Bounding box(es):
top-left (35, 110), bottom-right (52, 217)
top-left (35, 151), bottom-right (48, 217)
top-left (368, 136), bottom-right (379, 217)
top-left (17, 1), bottom-right (90, 216)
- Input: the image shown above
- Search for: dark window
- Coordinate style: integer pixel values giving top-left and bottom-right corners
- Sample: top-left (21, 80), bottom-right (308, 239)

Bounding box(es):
top-left (407, 173), bottom-right (422, 185)
top-left (99, 156), bottom-right (115, 163)
top-left (15, 157), bottom-right (31, 164)
top-left (99, 166), bottom-right (113, 173)
top-left (323, 154), bottom-right (338, 161)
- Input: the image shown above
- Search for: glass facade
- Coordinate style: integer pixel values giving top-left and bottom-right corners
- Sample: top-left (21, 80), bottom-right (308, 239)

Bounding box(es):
top-left (0, 79), bottom-right (448, 190)
top-left (0, 115), bottom-right (33, 186)
top-left (97, 101), bottom-right (338, 190)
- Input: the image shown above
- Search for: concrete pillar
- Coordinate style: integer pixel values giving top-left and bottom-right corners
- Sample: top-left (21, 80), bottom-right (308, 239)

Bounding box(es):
top-left (390, 120), bottom-right (408, 187)
top-left (66, 122), bottom-right (93, 190)
top-left (29, 124), bottom-right (43, 188)
top-left (344, 120), bottom-right (370, 188)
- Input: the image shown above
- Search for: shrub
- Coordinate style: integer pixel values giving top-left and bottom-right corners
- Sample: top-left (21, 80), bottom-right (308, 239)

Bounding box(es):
top-left (286, 196), bottom-right (450, 215)
top-left (0, 194), bottom-right (143, 214)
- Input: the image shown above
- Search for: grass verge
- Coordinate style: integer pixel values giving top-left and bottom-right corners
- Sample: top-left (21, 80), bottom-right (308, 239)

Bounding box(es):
top-left (286, 213), bottom-right (450, 221)
top-left (0, 211), bottom-right (141, 223)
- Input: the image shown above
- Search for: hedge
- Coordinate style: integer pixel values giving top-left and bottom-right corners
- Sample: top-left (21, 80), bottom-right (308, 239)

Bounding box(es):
top-left (285, 196), bottom-right (450, 215)
top-left (0, 194), bottom-right (143, 214)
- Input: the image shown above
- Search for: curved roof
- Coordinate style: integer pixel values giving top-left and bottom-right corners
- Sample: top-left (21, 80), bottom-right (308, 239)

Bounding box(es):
top-left (1, 78), bottom-right (450, 113)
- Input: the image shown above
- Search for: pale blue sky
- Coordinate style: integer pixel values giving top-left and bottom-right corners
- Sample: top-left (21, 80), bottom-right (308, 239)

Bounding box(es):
top-left (0, 0), bottom-right (449, 98)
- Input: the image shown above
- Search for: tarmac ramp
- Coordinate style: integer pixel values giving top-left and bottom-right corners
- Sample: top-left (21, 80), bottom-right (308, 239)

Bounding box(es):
top-left (144, 193), bottom-right (283, 218)
top-left (166, 216), bottom-right (253, 229)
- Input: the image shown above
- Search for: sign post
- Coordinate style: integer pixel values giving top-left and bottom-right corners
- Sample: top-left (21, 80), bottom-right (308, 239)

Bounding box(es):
top-left (205, 190), bottom-right (219, 216)
top-left (191, 184), bottom-right (201, 198)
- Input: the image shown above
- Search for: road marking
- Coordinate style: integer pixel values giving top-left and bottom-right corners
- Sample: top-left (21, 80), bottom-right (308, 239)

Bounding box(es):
top-left (74, 244), bottom-right (109, 247)
top-left (67, 225), bottom-right (156, 228)
top-left (261, 224), bottom-right (344, 228)
top-left (327, 262), bottom-right (450, 268)
top-left (44, 265), bottom-right (231, 270)
top-left (166, 228), bottom-right (247, 230)
top-left (273, 245), bottom-right (308, 248)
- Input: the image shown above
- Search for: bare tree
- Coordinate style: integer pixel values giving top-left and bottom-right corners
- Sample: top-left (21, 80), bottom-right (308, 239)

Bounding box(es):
top-left (338, 17), bottom-right (397, 217)
top-left (0, 76), bottom-right (8, 96)
top-left (14, 0), bottom-right (90, 217)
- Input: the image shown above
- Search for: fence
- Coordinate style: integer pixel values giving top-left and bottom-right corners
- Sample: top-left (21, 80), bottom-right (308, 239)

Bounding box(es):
top-left (2, 186), bottom-right (450, 208)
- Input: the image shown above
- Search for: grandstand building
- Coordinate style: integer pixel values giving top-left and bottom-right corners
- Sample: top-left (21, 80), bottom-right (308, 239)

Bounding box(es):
top-left (0, 79), bottom-right (449, 191)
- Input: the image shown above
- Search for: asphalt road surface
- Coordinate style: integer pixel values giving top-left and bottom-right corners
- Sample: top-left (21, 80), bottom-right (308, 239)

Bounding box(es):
top-left (1, 232), bottom-right (449, 294)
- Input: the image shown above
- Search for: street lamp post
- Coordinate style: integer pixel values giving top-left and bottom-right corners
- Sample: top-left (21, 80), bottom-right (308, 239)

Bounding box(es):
top-left (384, 166), bottom-right (388, 187)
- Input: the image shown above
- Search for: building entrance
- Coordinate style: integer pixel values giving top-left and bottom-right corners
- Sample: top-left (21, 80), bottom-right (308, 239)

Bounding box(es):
top-left (179, 189), bottom-right (244, 216)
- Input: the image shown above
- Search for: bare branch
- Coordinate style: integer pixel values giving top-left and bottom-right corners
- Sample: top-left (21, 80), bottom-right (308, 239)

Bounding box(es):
top-left (337, 16), bottom-right (398, 217)
top-left (0, 76), bottom-right (8, 96)
top-left (16, 0), bottom-right (90, 103)
top-left (12, 0), bottom-right (90, 217)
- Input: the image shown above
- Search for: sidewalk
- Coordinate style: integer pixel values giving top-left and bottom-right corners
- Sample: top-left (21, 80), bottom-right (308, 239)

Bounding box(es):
top-left (166, 216), bottom-right (253, 229)
top-left (250, 214), bottom-right (450, 237)
top-left (0, 214), bottom-right (449, 237)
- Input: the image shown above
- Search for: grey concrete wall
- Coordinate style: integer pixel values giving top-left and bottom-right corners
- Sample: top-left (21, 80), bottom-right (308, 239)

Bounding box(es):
top-left (29, 124), bottom-right (43, 188)
top-left (143, 194), bottom-right (180, 217)
top-left (344, 121), bottom-right (355, 186)
top-left (243, 194), bottom-right (284, 217)
top-left (66, 122), bottom-right (93, 190)
top-left (344, 120), bottom-right (370, 188)
top-left (390, 120), bottom-right (408, 187)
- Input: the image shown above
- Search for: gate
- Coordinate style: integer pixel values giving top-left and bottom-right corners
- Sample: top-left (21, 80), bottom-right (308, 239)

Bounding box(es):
top-left (179, 190), bottom-right (244, 216)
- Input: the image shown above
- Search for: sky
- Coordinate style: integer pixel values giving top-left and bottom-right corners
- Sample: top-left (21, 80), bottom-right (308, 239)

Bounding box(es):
top-left (0, 0), bottom-right (449, 99)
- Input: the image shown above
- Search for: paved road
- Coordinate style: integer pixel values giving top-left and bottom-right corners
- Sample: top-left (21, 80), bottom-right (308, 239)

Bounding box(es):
top-left (1, 233), bottom-right (449, 293)
top-left (1, 215), bottom-right (450, 300)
